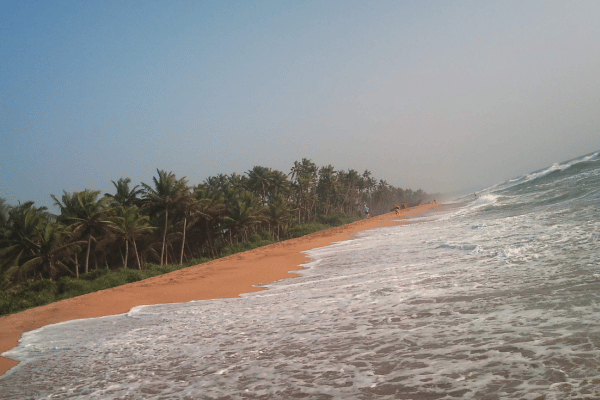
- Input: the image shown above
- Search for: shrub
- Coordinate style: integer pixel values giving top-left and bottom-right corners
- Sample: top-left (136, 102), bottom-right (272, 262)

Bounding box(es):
top-left (81, 268), bottom-right (110, 281)
top-left (288, 222), bottom-right (331, 238)
top-left (27, 279), bottom-right (58, 293)
top-left (318, 214), bottom-right (360, 227)
top-left (220, 238), bottom-right (276, 257)
top-left (57, 276), bottom-right (88, 295)
top-left (118, 268), bottom-right (143, 284)
top-left (0, 281), bottom-right (58, 316)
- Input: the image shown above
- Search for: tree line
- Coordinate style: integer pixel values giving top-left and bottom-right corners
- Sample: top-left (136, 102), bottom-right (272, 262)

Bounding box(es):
top-left (0, 159), bottom-right (431, 289)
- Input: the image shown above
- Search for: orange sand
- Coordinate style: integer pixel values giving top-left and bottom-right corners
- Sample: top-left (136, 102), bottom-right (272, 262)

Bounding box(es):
top-left (0, 203), bottom-right (440, 376)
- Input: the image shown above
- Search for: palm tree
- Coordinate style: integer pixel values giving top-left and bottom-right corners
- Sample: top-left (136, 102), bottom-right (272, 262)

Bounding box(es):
top-left (113, 206), bottom-right (154, 270)
top-left (317, 165), bottom-right (337, 216)
top-left (0, 202), bottom-right (49, 281)
top-left (141, 169), bottom-right (187, 265)
top-left (174, 190), bottom-right (205, 265)
top-left (50, 191), bottom-right (80, 225)
top-left (193, 186), bottom-right (227, 258)
top-left (269, 170), bottom-right (291, 200)
top-left (18, 221), bottom-right (83, 280)
top-left (52, 190), bottom-right (115, 275)
top-left (267, 194), bottom-right (293, 240)
top-left (224, 191), bottom-right (265, 244)
top-left (0, 197), bottom-right (9, 239)
top-left (51, 191), bottom-right (84, 275)
top-left (290, 158), bottom-right (318, 223)
top-left (247, 166), bottom-right (272, 205)
top-left (228, 172), bottom-right (249, 196)
top-left (340, 169), bottom-right (360, 214)
top-left (104, 177), bottom-right (143, 208)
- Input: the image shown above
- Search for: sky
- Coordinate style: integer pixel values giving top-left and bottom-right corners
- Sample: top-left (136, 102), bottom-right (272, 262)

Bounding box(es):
top-left (1, 0), bottom-right (599, 210)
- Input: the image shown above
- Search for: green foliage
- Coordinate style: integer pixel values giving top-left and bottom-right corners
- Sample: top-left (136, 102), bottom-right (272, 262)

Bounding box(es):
top-left (80, 268), bottom-right (110, 280)
top-left (141, 169), bottom-right (188, 266)
top-left (0, 279), bottom-right (58, 316)
top-left (56, 276), bottom-right (88, 294)
top-left (288, 222), bottom-right (331, 238)
top-left (104, 178), bottom-right (143, 208)
top-left (221, 238), bottom-right (276, 257)
top-left (317, 214), bottom-right (361, 227)
top-left (254, 230), bottom-right (275, 242)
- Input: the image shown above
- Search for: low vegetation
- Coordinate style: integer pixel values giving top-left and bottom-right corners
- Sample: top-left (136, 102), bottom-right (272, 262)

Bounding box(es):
top-left (0, 259), bottom-right (208, 316)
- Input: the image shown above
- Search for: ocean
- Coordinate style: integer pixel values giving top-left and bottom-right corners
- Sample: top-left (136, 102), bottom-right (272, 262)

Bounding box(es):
top-left (2, 150), bottom-right (600, 399)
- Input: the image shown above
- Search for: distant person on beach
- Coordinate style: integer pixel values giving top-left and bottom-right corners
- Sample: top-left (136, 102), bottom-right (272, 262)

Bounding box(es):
top-left (364, 204), bottom-right (370, 218)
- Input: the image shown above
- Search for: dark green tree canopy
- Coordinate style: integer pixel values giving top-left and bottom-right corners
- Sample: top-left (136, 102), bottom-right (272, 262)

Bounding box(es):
top-left (1, 161), bottom-right (433, 289)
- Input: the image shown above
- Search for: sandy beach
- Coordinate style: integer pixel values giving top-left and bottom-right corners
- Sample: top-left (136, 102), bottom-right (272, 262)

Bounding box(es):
top-left (0, 203), bottom-right (440, 377)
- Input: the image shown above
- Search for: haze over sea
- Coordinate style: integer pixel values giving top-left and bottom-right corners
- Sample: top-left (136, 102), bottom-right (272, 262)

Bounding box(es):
top-left (2, 150), bottom-right (600, 399)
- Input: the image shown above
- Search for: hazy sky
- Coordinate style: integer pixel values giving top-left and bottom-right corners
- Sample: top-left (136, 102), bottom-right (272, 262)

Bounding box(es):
top-left (2, 0), bottom-right (599, 209)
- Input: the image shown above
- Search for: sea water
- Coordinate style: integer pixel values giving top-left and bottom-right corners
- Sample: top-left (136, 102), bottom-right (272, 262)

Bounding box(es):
top-left (2, 150), bottom-right (600, 399)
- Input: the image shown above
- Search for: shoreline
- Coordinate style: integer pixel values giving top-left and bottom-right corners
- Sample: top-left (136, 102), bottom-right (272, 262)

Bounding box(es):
top-left (0, 203), bottom-right (441, 377)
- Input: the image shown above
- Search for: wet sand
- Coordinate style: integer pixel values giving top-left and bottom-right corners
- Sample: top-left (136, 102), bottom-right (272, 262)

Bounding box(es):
top-left (0, 203), bottom-right (440, 376)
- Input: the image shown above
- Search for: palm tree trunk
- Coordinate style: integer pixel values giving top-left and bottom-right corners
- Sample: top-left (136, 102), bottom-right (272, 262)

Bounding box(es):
top-left (75, 253), bottom-right (79, 279)
top-left (186, 243), bottom-right (193, 262)
top-left (169, 244), bottom-right (175, 264)
top-left (124, 239), bottom-right (129, 269)
top-left (161, 208), bottom-right (168, 266)
top-left (85, 234), bottom-right (91, 274)
top-left (132, 238), bottom-right (142, 270)
top-left (118, 244), bottom-right (125, 267)
top-left (205, 221), bottom-right (214, 258)
top-left (180, 216), bottom-right (187, 265)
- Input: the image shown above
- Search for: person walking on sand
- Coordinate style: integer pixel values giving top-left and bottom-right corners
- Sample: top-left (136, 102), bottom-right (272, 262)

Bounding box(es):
top-left (364, 204), bottom-right (370, 218)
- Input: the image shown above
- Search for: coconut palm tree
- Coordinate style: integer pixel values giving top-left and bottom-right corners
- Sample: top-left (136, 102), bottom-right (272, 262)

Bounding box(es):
top-left (290, 158), bottom-right (318, 223)
top-left (269, 170), bottom-right (291, 200)
top-left (174, 190), bottom-right (205, 265)
top-left (0, 202), bottom-right (49, 281)
top-left (247, 166), bottom-right (272, 205)
top-left (192, 186), bottom-right (227, 258)
top-left (267, 194), bottom-right (293, 240)
top-left (104, 177), bottom-right (143, 208)
top-left (52, 190), bottom-right (115, 275)
top-left (113, 206), bottom-right (154, 270)
top-left (224, 191), bottom-right (265, 244)
top-left (0, 197), bottom-right (9, 240)
top-left (141, 169), bottom-right (187, 265)
top-left (228, 172), bottom-right (249, 197)
top-left (339, 169), bottom-right (360, 214)
top-left (317, 165), bottom-right (337, 216)
top-left (18, 221), bottom-right (83, 280)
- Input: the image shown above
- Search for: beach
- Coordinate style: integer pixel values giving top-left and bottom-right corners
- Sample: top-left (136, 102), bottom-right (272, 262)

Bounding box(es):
top-left (0, 203), bottom-right (440, 377)
top-left (2, 154), bottom-right (600, 399)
